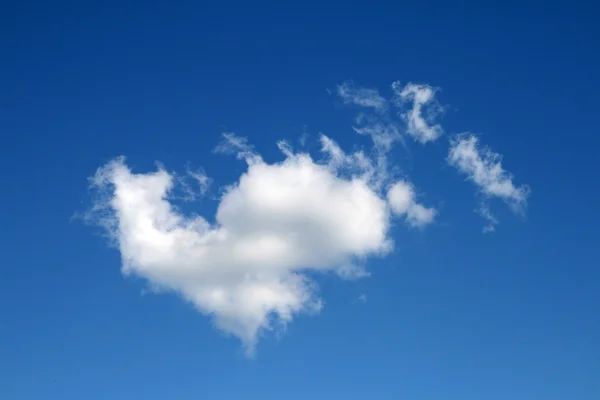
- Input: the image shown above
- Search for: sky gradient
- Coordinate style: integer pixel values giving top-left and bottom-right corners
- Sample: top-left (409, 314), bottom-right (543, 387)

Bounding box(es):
top-left (2, 1), bottom-right (600, 399)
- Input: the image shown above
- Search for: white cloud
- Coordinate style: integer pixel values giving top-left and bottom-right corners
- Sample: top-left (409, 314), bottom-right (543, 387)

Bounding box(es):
top-left (448, 134), bottom-right (530, 231)
top-left (214, 132), bottom-right (255, 159)
top-left (337, 81), bottom-right (388, 111)
top-left (89, 135), bottom-right (408, 355)
top-left (335, 81), bottom-right (407, 190)
top-left (387, 181), bottom-right (437, 228)
top-left (335, 80), bottom-right (445, 145)
top-left (392, 81), bottom-right (444, 143)
top-left (187, 168), bottom-right (212, 197)
top-left (352, 117), bottom-right (402, 154)
top-left (477, 204), bottom-right (499, 233)
top-left (84, 79), bottom-right (530, 354)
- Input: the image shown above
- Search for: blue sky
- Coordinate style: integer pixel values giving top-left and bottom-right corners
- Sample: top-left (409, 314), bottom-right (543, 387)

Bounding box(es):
top-left (2, 1), bottom-right (600, 399)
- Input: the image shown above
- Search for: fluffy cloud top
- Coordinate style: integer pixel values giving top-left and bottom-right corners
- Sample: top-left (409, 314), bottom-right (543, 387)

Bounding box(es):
top-left (89, 133), bottom-right (434, 354)
top-left (448, 135), bottom-right (530, 231)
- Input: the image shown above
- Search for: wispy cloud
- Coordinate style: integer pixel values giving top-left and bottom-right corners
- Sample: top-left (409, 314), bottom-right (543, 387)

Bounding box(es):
top-left (187, 167), bottom-right (212, 197)
top-left (335, 82), bottom-right (406, 190)
top-left (214, 132), bottom-right (255, 160)
top-left (352, 115), bottom-right (402, 153)
top-left (448, 134), bottom-right (530, 231)
top-left (337, 81), bottom-right (388, 111)
top-left (392, 81), bottom-right (444, 143)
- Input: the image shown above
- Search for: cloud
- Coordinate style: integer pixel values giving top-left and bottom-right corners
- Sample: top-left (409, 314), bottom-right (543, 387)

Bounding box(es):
top-left (84, 79), bottom-right (529, 354)
top-left (88, 133), bottom-right (423, 354)
top-left (447, 134), bottom-right (530, 231)
top-left (356, 294), bottom-right (367, 304)
top-left (352, 116), bottom-right (402, 154)
top-left (336, 81), bottom-right (388, 111)
top-left (387, 181), bottom-right (437, 228)
top-left (181, 167), bottom-right (212, 199)
top-left (392, 81), bottom-right (444, 143)
top-left (319, 132), bottom-right (438, 229)
top-left (477, 204), bottom-right (500, 233)
top-left (189, 169), bottom-right (211, 195)
top-left (214, 132), bottom-right (255, 160)
top-left (335, 81), bottom-right (409, 191)
top-left (335, 80), bottom-right (446, 145)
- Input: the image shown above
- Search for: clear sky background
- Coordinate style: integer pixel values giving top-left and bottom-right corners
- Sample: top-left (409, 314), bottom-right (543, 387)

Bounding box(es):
top-left (2, 1), bottom-right (599, 399)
